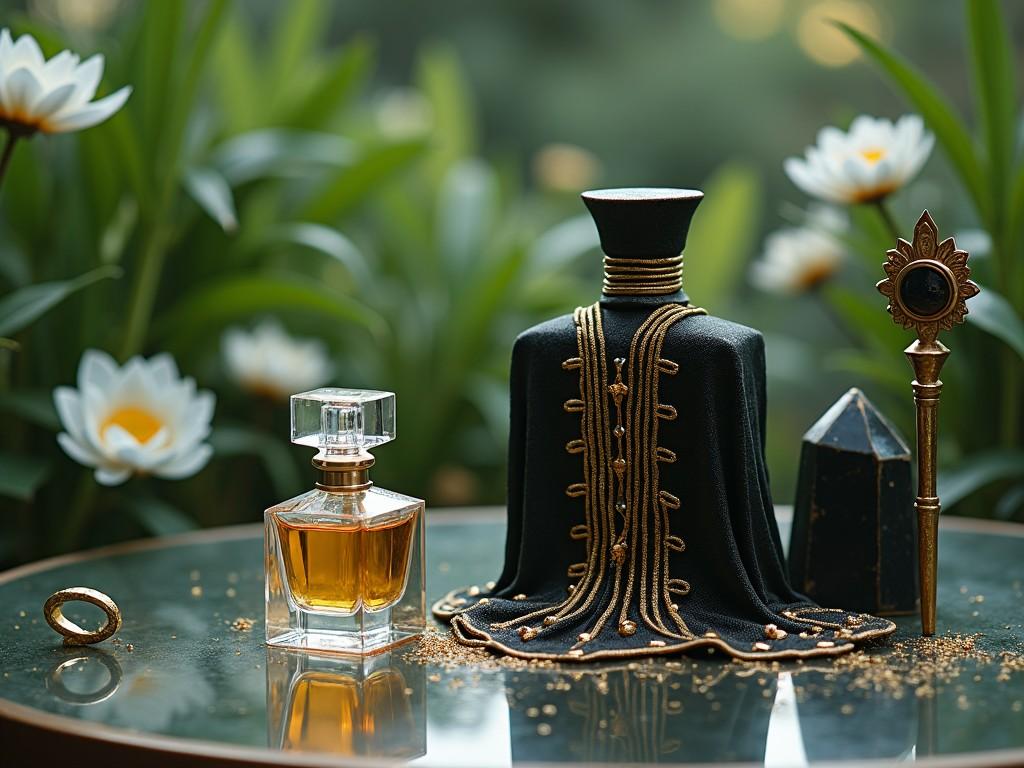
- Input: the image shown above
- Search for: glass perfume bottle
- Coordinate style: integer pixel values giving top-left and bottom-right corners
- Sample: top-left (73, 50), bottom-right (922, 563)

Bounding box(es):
top-left (265, 388), bottom-right (425, 654)
top-left (266, 646), bottom-right (426, 759)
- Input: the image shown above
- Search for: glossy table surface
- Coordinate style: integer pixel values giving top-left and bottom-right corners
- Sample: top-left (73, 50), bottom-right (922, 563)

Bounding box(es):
top-left (2, 509), bottom-right (1024, 767)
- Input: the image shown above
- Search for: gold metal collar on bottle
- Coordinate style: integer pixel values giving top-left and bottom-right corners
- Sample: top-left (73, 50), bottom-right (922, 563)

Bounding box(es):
top-left (313, 453), bottom-right (374, 492)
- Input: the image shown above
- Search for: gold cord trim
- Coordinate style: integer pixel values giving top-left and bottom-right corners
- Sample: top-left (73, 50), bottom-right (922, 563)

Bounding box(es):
top-left (563, 399), bottom-right (585, 413)
top-left (603, 255), bottom-right (683, 296)
top-left (451, 612), bottom-right (896, 663)
top-left (667, 578), bottom-right (691, 596)
top-left (655, 404), bottom-right (678, 421)
top-left (566, 483), bottom-right (588, 498)
top-left (655, 447), bottom-right (676, 463)
top-left (658, 491), bottom-right (681, 510)
top-left (566, 439), bottom-right (586, 454)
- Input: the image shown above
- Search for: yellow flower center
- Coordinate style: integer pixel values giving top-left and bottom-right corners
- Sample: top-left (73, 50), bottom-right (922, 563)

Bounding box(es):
top-left (859, 148), bottom-right (886, 164)
top-left (101, 406), bottom-right (164, 444)
top-left (796, 261), bottom-right (839, 291)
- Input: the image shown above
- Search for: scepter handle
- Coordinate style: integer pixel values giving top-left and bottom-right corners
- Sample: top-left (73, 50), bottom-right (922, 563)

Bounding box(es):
top-left (906, 339), bottom-right (949, 637)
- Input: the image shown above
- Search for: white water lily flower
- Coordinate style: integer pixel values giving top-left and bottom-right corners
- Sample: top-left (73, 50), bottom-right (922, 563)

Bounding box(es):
top-left (54, 350), bottom-right (215, 486)
top-left (223, 320), bottom-right (332, 400)
top-left (0, 28), bottom-right (131, 135)
top-left (784, 115), bottom-right (934, 204)
top-left (751, 207), bottom-right (847, 295)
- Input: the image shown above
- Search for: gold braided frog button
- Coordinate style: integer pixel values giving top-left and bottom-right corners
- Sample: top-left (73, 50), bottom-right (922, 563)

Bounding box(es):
top-left (43, 587), bottom-right (122, 646)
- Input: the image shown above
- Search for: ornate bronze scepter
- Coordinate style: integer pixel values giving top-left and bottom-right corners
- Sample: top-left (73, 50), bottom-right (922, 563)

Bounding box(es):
top-left (876, 211), bottom-right (979, 637)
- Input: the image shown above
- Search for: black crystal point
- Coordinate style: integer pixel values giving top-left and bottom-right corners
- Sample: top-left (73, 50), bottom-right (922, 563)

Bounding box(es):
top-left (899, 263), bottom-right (952, 318)
top-left (581, 187), bottom-right (703, 259)
top-left (789, 388), bottom-right (917, 615)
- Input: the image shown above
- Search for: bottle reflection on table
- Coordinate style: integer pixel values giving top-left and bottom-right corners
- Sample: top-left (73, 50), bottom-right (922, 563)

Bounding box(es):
top-left (266, 646), bottom-right (425, 758)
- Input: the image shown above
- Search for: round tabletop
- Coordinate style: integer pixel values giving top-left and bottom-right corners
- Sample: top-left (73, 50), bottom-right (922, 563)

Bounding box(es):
top-left (2, 509), bottom-right (1024, 767)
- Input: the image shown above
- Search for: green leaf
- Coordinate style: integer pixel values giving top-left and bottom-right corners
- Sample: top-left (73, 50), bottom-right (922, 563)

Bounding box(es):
top-left (0, 242), bottom-right (30, 287)
top-left (2, 138), bottom-right (49, 243)
top-left (837, 22), bottom-right (989, 223)
top-left (437, 159), bottom-right (497, 275)
top-left (211, 129), bottom-right (356, 186)
top-left (1011, 164), bottom-right (1024, 274)
top-left (0, 266), bottom-right (121, 337)
top-left (102, 109), bottom-right (147, 206)
top-left (966, 0), bottom-right (1016, 228)
top-left (965, 285), bottom-right (1024, 361)
top-left (0, 452), bottom-right (50, 501)
top-left (210, 8), bottom-right (261, 133)
top-left (302, 139), bottom-right (426, 222)
top-left (268, 0), bottom-right (330, 96)
top-left (278, 37), bottom-right (373, 129)
top-left (99, 198), bottom-right (139, 266)
top-left (683, 163), bottom-right (761, 311)
top-left (438, 243), bottom-right (529, 395)
top-left (527, 214), bottom-right (600, 271)
top-left (417, 45), bottom-right (476, 182)
top-left (939, 451), bottom-right (1024, 509)
top-left (0, 389), bottom-right (59, 430)
top-left (136, 0), bottom-right (185, 180)
top-left (824, 349), bottom-right (910, 397)
top-left (125, 496), bottom-right (199, 536)
top-left (154, 273), bottom-right (385, 350)
top-left (209, 425), bottom-right (302, 499)
top-left (824, 285), bottom-right (907, 352)
top-left (164, 0), bottom-right (230, 183)
top-left (183, 167), bottom-right (238, 232)
top-left (269, 223), bottom-right (372, 287)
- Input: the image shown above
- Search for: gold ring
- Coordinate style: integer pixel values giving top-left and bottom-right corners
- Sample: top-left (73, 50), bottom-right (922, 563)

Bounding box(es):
top-left (43, 587), bottom-right (122, 646)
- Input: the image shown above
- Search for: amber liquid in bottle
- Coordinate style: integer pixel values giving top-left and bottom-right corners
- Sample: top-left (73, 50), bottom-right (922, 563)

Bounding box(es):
top-left (276, 513), bottom-right (418, 614)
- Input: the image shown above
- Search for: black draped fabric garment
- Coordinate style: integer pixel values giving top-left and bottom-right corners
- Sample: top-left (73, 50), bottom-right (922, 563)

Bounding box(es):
top-left (434, 189), bottom-right (895, 661)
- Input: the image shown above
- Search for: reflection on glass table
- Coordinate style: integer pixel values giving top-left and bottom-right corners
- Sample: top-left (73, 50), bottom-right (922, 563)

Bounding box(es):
top-left (1, 513), bottom-right (1023, 767)
top-left (45, 648), bottom-right (123, 706)
top-left (267, 647), bottom-right (425, 758)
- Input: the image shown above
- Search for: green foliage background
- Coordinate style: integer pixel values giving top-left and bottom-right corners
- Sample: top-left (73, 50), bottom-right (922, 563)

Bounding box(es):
top-left (0, 0), bottom-right (1021, 564)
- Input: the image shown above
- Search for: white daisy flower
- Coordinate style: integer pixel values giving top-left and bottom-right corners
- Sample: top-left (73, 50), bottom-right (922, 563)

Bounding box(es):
top-left (784, 115), bottom-right (934, 204)
top-left (751, 208), bottom-right (847, 295)
top-left (54, 350), bottom-right (215, 486)
top-left (0, 28), bottom-right (131, 135)
top-left (223, 320), bottom-right (333, 400)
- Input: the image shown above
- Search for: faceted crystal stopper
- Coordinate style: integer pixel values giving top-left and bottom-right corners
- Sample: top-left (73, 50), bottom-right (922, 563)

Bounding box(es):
top-left (291, 388), bottom-right (396, 453)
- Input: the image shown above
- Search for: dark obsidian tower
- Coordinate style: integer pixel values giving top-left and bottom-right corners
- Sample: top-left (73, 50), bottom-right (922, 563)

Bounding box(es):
top-left (789, 388), bottom-right (917, 615)
top-left (435, 188), bottom-right (895, 661)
